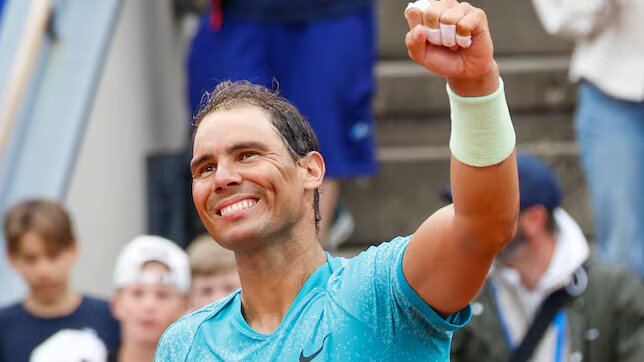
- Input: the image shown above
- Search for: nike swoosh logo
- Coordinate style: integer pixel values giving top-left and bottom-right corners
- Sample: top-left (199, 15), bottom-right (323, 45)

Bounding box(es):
top-left (299, 333), bottom-right (330, 362)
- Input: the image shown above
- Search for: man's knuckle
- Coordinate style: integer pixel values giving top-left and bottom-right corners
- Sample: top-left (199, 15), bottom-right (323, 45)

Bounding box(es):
top-left (441, 9), bottom-right (461, 23)
top-left (456, 22), bottom-right (469, 33)
top-left (425, 8), bottom-right (440, 18)
top-left (406, 8), bottom-right (421, 20)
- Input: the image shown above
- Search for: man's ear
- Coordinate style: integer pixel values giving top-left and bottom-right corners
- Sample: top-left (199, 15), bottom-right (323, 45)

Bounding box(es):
top-left (522, 205), bottom-right (548, 238)
top-left (300, 151), bottom-right (325, 191)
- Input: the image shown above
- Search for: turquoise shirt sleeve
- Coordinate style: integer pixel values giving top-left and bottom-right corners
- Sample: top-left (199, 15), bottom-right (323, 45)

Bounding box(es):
top-left (328, 235), bottom-right (472, 358)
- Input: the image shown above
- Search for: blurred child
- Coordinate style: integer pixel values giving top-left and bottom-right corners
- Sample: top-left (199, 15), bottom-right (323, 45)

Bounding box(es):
top-left (109, 235), bottom-right (189, 362)
top-left (0, 199), bottom-right (119, 362)
top-left (187, 234), bottom-right (239, 312)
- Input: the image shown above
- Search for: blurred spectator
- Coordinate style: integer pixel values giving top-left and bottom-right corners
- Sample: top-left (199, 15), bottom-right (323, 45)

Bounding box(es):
top-left (531, 0), bottom-right (644, 277)
top-left (109, 235), bottom-right (189, 362)
top-left (0, 199), bottom-right (119, 362)
top-left (186, 0), bottom-right (376, 249)
top-left (187, 234), bottom-right (239, 312)
top-left (448, 155), bottom-right (644, 361)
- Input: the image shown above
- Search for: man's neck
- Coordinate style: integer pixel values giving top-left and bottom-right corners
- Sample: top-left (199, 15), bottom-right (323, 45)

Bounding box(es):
top-left (506, 234), bottom-right (557, 291)
top-left (117, 342), bottom-right (156, 362)
top-left (23, 289), bottom-right (81, 318)
top-left (236, 233), bottom-right (326, 334)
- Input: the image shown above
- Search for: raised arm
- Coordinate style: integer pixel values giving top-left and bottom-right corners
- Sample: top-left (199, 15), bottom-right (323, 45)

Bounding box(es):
top-left (401, 0), bottom-right (519, 315)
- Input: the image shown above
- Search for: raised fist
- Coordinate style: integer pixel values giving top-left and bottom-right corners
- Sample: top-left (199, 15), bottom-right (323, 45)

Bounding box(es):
top-left (404, 0), bottom-right (498, 94)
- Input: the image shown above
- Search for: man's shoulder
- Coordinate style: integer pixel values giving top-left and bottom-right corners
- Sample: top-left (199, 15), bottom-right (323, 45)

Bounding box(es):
top-left (74, 295), bottom-right (114, 319)
top-left (155, 292), bottom-right (239, 361)
top-left (583, 259), bottom-right (642, 301)
top-left (339, 235), bottom-right (411, 265)
top-left (79, 295), bottom-right (110, 310)
top-left (0, 302), bottom-right (25, 322)
top-left (174, 293), bottom-right (238, 332)
top-left (585, 258), bottom-right (638, 281)
top-left (326, 235), bottom-right (410, 290)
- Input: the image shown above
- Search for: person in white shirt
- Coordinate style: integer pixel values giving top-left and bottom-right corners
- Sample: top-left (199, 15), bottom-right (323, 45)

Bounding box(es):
top-left (530, 0), bottom-right (644, 278)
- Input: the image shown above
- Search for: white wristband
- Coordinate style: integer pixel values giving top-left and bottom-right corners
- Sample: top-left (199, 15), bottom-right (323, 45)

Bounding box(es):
top-left (447, 78), bottom-right (516, 167)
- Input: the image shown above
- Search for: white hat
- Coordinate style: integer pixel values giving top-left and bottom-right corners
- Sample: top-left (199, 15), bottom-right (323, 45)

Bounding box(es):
top-left (113, 235), bottom-right (190, 294)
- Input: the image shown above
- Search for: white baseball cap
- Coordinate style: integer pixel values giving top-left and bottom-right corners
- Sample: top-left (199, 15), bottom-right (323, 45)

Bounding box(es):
top-left (113, 235), bottom-right (190, 294)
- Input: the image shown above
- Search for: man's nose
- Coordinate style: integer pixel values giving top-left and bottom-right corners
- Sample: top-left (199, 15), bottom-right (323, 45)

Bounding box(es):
top-left (212, 163), bottom-right (242, 192)
top-left (142, 293), bottom-right (158, 310)
top-left (35, 258), bottom-right (54, 277)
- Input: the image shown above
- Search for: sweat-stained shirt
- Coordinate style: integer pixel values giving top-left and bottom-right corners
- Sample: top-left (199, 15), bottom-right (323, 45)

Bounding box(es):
top-left (154, 236), bottom-right (471, 361)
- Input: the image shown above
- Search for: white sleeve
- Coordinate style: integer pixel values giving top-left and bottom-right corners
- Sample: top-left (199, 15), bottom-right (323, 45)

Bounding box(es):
top-left (531, 0), bottom-right (617, 40)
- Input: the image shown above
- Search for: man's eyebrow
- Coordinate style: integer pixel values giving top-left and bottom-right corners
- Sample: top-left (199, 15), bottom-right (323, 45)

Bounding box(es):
top-left (190, 154), bottom-right (213, 170)
top-left (226, 142), bottom-right (269, 154)
top-left (190, 142), bottom-right (270, 170)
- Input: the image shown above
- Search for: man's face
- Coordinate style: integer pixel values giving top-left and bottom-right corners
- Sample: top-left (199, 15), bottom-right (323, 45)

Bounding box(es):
top-left (191, 106), bottom-right (311, 250)
top-left (112, 262), bottom-right (186, 346)
top-left (189, 271), bottom-right (240, 311)
top-left (9, 232), bottom-right (76, 302)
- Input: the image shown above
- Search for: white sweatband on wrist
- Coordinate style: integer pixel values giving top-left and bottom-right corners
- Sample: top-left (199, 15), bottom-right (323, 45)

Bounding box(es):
top-left (447, 78), bottom-right (516, 167)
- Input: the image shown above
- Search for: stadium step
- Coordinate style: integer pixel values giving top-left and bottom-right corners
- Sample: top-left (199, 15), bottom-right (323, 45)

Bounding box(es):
top-left (335, 1), bottom-right (592, 249)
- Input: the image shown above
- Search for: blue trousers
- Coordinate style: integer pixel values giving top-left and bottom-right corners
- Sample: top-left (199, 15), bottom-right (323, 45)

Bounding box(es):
top-left (187, 11), bottom-right (377, 178)
top-left (575, 81), bottom-right (644, 277)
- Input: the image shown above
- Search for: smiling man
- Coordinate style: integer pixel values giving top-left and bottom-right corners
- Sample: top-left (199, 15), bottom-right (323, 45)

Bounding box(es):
top-left (155, 0), bottom-right (519, 360)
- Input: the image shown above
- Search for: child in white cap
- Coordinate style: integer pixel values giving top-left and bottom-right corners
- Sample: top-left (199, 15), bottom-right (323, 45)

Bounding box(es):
top-left (110, 235), bottom-right (190, 362)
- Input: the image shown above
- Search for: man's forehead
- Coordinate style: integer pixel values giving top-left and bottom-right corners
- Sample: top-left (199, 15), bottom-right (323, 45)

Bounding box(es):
top-left (199, 107), bottom-right (276, 134)
top-left (199, 105), bottom-right (272, 128)
top-left (193, 107), bottom-right (284, 152)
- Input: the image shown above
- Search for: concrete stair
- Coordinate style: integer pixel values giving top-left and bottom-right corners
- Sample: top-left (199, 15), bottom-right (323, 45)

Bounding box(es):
top-left (338, 0), bottom-right (592, 248)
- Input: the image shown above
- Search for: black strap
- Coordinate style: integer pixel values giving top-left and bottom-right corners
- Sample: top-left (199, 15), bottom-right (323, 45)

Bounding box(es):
top-left (509, 287), bottom-right (572, 362)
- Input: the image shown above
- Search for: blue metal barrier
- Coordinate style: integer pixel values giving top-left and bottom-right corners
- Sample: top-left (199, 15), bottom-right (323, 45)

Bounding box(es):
top-left (0, 0), bottom-right (121, 307)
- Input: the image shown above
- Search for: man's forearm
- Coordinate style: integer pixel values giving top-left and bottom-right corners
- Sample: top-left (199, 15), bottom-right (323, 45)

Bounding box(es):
top-left (448, 75), bottom-right (518, 250)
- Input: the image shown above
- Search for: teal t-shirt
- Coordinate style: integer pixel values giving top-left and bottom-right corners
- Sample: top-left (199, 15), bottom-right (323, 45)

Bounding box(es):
top-left (155, 236), bottom-right (471, 361)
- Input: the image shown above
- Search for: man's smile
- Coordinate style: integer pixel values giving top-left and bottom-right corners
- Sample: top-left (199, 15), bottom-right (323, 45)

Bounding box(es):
top-left (217, 198), bottom-right (258, 217)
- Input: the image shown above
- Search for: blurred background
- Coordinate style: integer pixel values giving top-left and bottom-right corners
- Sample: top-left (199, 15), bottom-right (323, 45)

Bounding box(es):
top-left (0, 0), bottom-right (586, 306)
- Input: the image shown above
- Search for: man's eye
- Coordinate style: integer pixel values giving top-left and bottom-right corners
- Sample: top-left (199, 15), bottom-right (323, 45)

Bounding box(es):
top-left (192, 164), bottom-right (217, 179)
top-left (22, 256), bottom-right (37, 264)
top-left (130, 288), bottom-right (144, 298)
top-left (241, 152), bottom-right (257, 159)
top-left (157, 290), bottom-right (172, 300)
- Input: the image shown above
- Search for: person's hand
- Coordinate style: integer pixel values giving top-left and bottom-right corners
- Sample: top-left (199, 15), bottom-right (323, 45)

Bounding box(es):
top-left (404, 0), bottom-right (499, 96)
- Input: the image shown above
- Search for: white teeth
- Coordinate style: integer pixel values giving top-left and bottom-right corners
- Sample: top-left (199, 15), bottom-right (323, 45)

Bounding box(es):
top-left (220, 199), bottom-right (257, 216)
